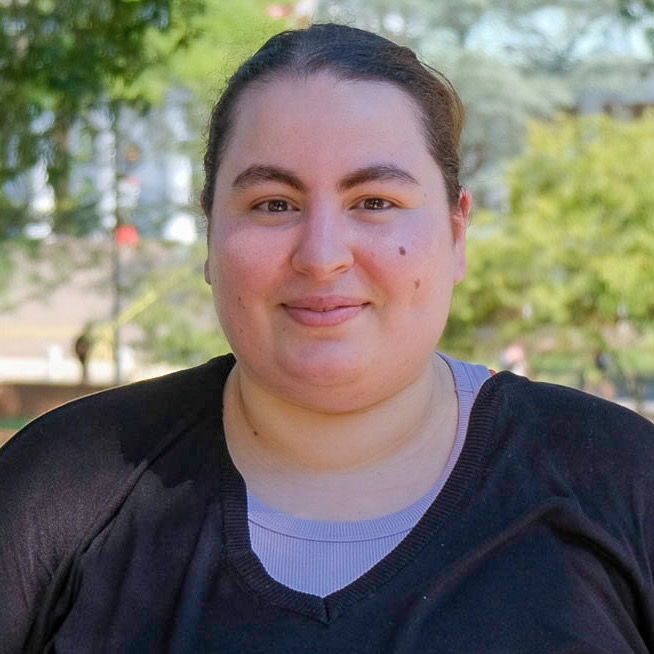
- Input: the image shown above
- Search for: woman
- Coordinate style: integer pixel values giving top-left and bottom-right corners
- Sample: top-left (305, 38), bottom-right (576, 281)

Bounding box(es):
top-left (2, 23), bottom-right (654, 653)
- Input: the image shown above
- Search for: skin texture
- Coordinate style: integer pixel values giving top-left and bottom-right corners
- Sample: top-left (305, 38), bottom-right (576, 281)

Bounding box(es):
top-left (205, 74), bottom-right (469, 410)
top-left (204, 74), bottom-right (471, 517)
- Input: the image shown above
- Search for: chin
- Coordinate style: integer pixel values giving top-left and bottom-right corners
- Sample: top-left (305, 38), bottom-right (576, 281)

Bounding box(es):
top-left (276, 354), bottom-right (420, 413)
top-left (279, 353), bottom-right (366, 388)
top-left (278, 379), bottom-right (385, 414)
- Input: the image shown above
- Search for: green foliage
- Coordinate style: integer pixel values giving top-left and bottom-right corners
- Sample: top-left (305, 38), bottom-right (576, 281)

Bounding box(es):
top-left (162, 0), bottom-right (291, 90)
top-left (0, 0), bottom-right (292, 230)
top-left (0, 0), bottom-right (202, 240)
top-left (444, 111), bottom-right (654, 362)
top-left (0, 0), bottom-right (194, 176)
top-left (144, 0), bottom-right (297, 161)
top-left (0, 0), bottom-right (292, 303)
top-left (508, 112), bottom-right (654, 325)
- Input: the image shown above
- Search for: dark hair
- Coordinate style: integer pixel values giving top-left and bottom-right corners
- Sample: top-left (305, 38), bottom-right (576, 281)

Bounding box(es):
top-left (201, 23), bottom-right (465, 215)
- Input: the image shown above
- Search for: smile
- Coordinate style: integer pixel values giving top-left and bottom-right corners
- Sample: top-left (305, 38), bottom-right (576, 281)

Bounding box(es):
top-left (282, 297), bottom-right (368, 327)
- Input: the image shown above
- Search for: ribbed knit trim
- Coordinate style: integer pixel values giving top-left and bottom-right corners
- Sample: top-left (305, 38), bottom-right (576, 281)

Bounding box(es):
top-left (248, 493), bottom-right (424, 541)
top-left (246, 356), bottom-right (491, 596)
top-left (216, 354), bottom-right (507, 622)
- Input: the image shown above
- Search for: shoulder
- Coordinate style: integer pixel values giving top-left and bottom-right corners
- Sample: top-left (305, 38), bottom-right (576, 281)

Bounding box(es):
top-left (38, 354), bottom-right (233, 433)
top-left (476, 371), bottom-right (654, 501)
top-left (0, 355), bottom-right (235, 647)
top-left (0, 354), bottom-right (236, 509)
top-left (4, 354), bottom-right (234, 460)
top-left (473, 373), bottom-right (654, 550)
top-left (487, 371), bottom-right (654, 442)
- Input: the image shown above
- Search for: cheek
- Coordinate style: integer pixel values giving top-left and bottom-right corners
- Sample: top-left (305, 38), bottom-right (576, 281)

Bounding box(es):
top-left (208, 249), bottom-right (254, 343)
top-left (209, 228), bottom-right (281, 307)
top-left (402, 249), bottom-right (457, 310)
top-left (386, 230), bottom-right (449, 297)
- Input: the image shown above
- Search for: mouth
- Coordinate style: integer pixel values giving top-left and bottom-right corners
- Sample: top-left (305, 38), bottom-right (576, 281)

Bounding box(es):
top-left (282, 297), bottom-right (368, 327)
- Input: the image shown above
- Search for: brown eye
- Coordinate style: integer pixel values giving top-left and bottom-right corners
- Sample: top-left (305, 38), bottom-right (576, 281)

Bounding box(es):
top-left (265, 200), bottom-right (291, 212)
top-left (254, 199), bottom-right (295, 212)
top-left (362, 198), bottom-right (390, 210)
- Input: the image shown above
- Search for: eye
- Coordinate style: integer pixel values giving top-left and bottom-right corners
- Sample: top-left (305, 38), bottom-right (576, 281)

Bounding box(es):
top-left (356, 197), bottom-right (395, 211)
top-left (254, 199), bottom-right (296, 213)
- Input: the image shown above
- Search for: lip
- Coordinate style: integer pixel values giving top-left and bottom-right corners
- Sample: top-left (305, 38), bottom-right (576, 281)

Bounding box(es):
top-left (282, 296), bottom-right (368, 327)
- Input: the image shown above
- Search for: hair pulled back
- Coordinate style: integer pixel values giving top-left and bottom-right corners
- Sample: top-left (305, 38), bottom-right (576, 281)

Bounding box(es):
top-left (201, 23), bottom-right (465, 215)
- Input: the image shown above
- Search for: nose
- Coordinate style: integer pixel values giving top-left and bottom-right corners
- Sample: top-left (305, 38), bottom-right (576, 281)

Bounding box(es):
top-left (290, 207), bottom-right (354, 279)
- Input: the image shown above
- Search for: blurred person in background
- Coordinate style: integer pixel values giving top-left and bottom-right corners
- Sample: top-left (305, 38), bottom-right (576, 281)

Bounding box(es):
top-left (1, 23), bottom-right (653, 653)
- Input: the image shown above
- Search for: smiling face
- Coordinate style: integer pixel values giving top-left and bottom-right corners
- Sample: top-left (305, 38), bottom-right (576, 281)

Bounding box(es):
top-left (204, 74), bottom-right (469, 411)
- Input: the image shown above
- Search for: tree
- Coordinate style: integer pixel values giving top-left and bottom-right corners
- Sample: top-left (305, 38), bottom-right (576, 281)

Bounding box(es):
top-left (443, 111), bottom-right (654, 375)
top-left (0, 0), bottom-right (204, 237)
top-left (75, 2), bottom-right (296, 367)
top-left (0, 0), bottom-right (298, 236)
top-left (507, 112), bottom-right (654, 327)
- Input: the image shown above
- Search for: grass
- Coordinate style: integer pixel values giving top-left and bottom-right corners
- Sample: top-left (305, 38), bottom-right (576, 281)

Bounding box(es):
top-left (0, 416), bottom-right (32, 431)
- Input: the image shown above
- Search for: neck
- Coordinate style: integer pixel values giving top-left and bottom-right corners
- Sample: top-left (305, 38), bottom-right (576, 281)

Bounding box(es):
top-left (223, 354), bottom-right (459, 519)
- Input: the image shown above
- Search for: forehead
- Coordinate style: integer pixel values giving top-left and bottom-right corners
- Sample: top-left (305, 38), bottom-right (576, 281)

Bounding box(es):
top-left (218, 73), bottom-right (434, 177)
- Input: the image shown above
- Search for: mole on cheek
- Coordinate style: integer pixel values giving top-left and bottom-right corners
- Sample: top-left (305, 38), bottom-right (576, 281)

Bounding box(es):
top-left (414, 279), bottom-right (421, 289)
top-left (399, 246), bottom-right (406, 256)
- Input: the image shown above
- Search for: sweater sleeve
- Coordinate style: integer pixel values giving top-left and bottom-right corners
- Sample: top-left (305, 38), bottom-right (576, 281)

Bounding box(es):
top-left (0, 358), bottom-right (229, 652)
top-left (0, 402), bottom-right (137, 653)
top-left (495, 374), bottom-right (654, 639)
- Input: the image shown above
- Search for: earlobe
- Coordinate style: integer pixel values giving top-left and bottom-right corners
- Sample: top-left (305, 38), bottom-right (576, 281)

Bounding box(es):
top-left (204, 259), bottom-right (211, 285)
top-left (452, 187), bottom-right (471, 284)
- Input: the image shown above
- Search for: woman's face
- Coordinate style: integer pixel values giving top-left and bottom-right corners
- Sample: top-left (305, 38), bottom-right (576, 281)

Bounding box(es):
top-left (205, 74), bottom-right (469, 410)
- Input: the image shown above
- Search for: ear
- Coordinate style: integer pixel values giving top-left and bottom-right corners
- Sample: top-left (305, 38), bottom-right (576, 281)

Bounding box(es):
top-left (452, 187), bottom-right (471, 284)
top-left (204, 259), bottom-right (212, 286)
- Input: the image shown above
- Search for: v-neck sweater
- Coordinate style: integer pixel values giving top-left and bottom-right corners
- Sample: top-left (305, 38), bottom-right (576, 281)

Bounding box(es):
top-left (2, 354), bottom-right (654, 652)
top-left (247, 356), bottom-right (491, 596)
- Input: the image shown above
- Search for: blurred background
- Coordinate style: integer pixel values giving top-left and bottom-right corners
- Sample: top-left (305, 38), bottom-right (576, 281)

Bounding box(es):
top-left (1, 0), bottom-right (653, 442)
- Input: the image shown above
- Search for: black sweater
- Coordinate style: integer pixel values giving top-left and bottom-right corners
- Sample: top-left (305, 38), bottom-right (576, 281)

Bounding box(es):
top-left (1, 355), bottom-right (653, 653)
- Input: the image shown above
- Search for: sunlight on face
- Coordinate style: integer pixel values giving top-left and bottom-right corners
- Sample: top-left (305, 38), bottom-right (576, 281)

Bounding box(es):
top-left (204, 74), bottom-right (468, 411)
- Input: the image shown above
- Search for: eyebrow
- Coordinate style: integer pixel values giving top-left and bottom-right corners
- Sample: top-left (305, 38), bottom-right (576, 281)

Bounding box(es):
top-left (231, 163), bottom-right (419, 193)
top-left (232, 165), bottom-right (306, 191)
top-left (337, 164), bottom-right (419, 191)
